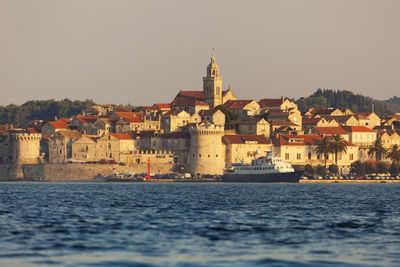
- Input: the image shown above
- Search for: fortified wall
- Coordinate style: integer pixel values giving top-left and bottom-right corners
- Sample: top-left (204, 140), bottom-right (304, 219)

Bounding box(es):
top-left (21, 162), bottom-right (174, 181)
top-left (8, 132), bottom-right (42, 179)
top-left (188, 123), bottom-right (225, 175)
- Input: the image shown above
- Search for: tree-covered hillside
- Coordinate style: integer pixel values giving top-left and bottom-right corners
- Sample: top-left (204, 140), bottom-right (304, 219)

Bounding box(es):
top-left (0, 99), bottom-right (96, 125)
top-left (296, 89), bottom-right (397, 116)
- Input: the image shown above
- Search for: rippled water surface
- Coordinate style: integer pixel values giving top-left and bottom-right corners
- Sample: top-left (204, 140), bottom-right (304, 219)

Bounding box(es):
top-left (0, 183), bottom-right (400, 266)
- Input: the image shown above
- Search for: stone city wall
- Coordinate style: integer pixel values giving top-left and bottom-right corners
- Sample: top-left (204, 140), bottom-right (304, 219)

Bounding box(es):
top-left (21, 163), bottom-right (174, 181)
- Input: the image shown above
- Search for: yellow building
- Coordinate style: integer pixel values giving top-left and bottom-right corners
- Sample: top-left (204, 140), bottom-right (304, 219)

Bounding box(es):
top-left (161, 110), bottom-right (191, 133)
top-left (223, 134), bottom-right (271, 167)
top-left (273, 134), bottom-right (358, 173)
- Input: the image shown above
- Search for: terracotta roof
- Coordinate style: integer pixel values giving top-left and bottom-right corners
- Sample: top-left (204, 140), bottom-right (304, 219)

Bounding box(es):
top-left (342, 126), bottom-right (377, 133)
top-left (275, 134), bottom-right (355, 147)
top-left (58, 118), bottom-right (70, 123)
top-left (123, 117), bottom-right (143, 123)
top-left (164, 110), bottom-right (187, 116)
top-left (223, 134), bottom-right (269, 144)
top-left (27, 128), bottom-right (39, 133)
top-left (302, 117), bottom-right (323, 124)
top-left (48, 121), bottom-right (69, 129)
top-left (258, 98), bottom-right (283, 107)
top-left (110, 133), bottom-right (134, 140)
top-left (313, 127), bottom-right (348, 135)
top-left (114, 112), bottom-right (135, 118)
top-left (176, 90), bottom-right (204, 100)
top-left (223, 100), bottom-right (254, 110)
top-left (171, 98), bottom-right (208, 107)
top-left (154, 103), bottom-right (171, 109)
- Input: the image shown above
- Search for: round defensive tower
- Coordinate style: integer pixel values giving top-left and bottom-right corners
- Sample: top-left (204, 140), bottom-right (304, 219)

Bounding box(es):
top-left (188, 123), bottom-right (225, 175)
top-left (9, 132), bottom-right (42, 179)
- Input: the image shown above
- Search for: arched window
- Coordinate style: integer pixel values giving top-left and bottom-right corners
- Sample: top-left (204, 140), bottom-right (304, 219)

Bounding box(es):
top-left (308, 152), bottom-right (311, 160)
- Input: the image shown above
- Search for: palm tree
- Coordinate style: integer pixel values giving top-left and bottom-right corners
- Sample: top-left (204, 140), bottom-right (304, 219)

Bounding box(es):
top-left (387, 144), bottom-right (400, 165)
top-left (315, 136), bottom-right (332, 169)
top-left (368, 137), bottom-right (387, 163)
top-left (330, 134), bottom-right (348, 165)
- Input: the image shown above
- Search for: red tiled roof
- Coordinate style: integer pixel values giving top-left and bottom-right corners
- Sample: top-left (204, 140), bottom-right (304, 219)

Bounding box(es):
top-left (176, 90), bottom-right (204, 100)
top-left (223, 100), bottom-right (254, 110)
top-left (83, 136), bottom-right (99, 142)
top-left (135, 106), bottom-right (159, 111)
top-left (48, 121), bottom-right (69, 129)
top-left (110, 133), bottom-right (134, 140)
top-left (223, 134), bottom-right (269, 144)
top-left (302, 117), bottom-right (323, 124)
top-left (342, 126), bottom-right (377, 133)
top-left (171, 98), bottom-right (208, 107)
top-left (258, 98), bottom-right (283, 107)
top-left (27, 128), bottom-right (39, 133)
top-left (164, 110), bottom-right (187, 116)
top-left (313, 127), bottom-right (348, 135)
top-left (154, 103), bottom-right (171, 109)
top-left (114, 112), bottom-right (135, 118)
top-left (275, 134), bottom-right (355, 147)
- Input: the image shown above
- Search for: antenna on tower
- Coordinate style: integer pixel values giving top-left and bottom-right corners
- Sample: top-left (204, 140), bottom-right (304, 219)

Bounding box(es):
top-left (212, 48), bottom-right (214, 57)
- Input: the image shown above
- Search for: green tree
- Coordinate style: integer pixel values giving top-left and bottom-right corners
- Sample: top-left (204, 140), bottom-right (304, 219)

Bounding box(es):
top-left (350, 161), bottom-right (365, 176)
top-left (214, 105), bottom-right (239, 128)
top-left (330, 134), bottom-right (348, 165)
top-left (368, 137), bottom-right (387, 163)
top-left (315, 165), bottom-right (326, 176)
top-left (328, 164), bottom-right (339, 175)
top-left (304, 164), bottom-right (315, 177)
top-left (376, 162), bottom-right (389, 174)
top-left (387, 144), bottom-right (400, 165)
top-left (389, 163), bottom-right (399, 177)
top-left (315, 136), bottom-right (332, 169)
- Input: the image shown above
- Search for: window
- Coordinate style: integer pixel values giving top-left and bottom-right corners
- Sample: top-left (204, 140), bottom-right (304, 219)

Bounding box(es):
top-left (297, 153), bottom-right (301, 160)
top-left (85, 146), bottom-right (88, 152)
top-left (349, 154), bottom-right (354, 160)
top-left (308, 152), bottom-right (311, 160)
top-left (285, 153), bottom-right (289, 160)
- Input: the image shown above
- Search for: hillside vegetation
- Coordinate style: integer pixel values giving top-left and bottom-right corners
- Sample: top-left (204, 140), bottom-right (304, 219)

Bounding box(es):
top-left (0, 99), bottom-right (96, 125)
top-left (296, 89), bottom-right (399, 116)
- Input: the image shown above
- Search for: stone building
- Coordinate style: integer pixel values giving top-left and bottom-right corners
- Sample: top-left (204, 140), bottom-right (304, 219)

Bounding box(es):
top-left (223, 134), bottom-right (271, 167)
top-left (233, 118), bottom-right (270, 137)
top-left (49, 130), bottom-right (82, 163)
top-left (41, 120), bottom-right (69, 136)
top-left (198, 109), bottom-right (226, 126)
top-left (161, 110), bottom-right (191, 133)
top-left (273, 134), bottom-right (358, 174)
top-left (188, 123), bottom-right (225, 175)
top-left (222, 100), bottom-right (260, 120)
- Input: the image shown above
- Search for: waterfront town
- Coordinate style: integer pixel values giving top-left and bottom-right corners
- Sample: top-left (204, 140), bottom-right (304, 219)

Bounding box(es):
top-left (1, 55), bottom-right (400, 180)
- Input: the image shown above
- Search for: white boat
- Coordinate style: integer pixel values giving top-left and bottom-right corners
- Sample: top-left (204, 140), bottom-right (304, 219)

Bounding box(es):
top-left (220, 152), bottom-right (302, 183)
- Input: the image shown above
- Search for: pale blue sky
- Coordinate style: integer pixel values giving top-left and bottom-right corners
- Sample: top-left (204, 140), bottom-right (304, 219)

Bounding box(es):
top-left (0, 0), bottom-right (399, 106)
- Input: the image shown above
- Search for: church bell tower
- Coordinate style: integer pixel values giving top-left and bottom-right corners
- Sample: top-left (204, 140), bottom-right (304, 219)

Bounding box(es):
top-left (203, 54), bottom-right (223, 108)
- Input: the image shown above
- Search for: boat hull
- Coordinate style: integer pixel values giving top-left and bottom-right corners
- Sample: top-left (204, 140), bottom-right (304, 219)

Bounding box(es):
top-left (220, 171), bottom-right (303, 183)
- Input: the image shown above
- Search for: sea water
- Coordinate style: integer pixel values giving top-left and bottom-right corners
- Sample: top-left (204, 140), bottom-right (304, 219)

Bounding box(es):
top-left (0, 182), bottom-right (399, 266)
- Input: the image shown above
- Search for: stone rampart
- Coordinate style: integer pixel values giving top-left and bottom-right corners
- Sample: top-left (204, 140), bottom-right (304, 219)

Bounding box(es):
top-left (20, 162), bottom-right (173, 181)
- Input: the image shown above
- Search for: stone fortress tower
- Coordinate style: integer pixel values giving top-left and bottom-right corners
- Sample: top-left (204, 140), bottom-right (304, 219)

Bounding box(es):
top-left (188, 123), bottom-right (225, 175)
top-left (203, 54), bottom-right (223, 108)
top-left (9, 132), bottom-right (42, 179)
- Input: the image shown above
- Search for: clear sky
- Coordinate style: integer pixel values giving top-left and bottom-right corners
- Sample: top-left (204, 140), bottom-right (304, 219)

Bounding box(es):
top-left (0, 0), bottom-right (399, 106)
